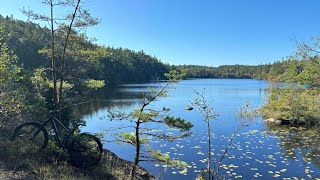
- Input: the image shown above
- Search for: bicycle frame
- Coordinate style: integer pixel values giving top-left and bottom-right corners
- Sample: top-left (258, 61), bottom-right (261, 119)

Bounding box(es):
top-left (11, 111), bottom-right (103, 168)
top-left (42, 112), bottom-right (72, 147)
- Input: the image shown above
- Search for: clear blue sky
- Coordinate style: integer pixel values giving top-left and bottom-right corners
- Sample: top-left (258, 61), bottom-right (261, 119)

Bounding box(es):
top-left (1, 0), bottom-right (320, 66)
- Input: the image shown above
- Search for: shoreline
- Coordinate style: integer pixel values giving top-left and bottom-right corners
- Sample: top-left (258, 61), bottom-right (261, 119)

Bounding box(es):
top-left (103, 149), bottom-right (155, 180)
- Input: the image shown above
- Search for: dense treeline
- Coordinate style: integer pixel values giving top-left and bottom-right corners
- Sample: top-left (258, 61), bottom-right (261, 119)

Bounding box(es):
top-left (171, 61), bottom-right (291, 80)
top-left (171, 64), bottom-right (271, 79)
top-left (0, 15), bottom-right (50, 69)
top-left (0, 15), bottom-right (169, 84)
top-left (1, 14), bottom-right (318, 92)
top-left (101, 48), bottom-right (169, 83)
top-left (0, 14), bottom-right (292, 85)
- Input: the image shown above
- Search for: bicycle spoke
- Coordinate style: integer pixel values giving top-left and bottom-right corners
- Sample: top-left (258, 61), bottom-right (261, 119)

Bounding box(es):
top-left (11, 122), bottom-right (49, 155)
top-left (68, 133), bottom-right (103, 168)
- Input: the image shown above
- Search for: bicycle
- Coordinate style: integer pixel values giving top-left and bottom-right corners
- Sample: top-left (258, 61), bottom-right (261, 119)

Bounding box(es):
top-left (10, 111), bottom-right (103, 168)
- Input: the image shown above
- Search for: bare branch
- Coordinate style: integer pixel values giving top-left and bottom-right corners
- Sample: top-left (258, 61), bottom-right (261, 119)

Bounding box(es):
top-left (293, 37), bottom-right (320, 64)
top-left (21, 8), bottom-right (50, 21)
top-left (42, 0), bottom-right (77, 6)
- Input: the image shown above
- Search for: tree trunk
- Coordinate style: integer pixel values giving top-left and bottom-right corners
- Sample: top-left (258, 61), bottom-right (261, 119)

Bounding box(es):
top-left (130, 120), bottom-right (140, 180)
top-left (50, 0), bottom-right (58, 111)
top-left (57, 0), bottom-right (81, 121)
top-left (207, 119), bottom-right (211, 180)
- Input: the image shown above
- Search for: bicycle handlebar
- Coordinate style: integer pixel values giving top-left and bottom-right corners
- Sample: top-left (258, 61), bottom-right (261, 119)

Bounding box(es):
top-left (72, 121), bottom-right (85, 127)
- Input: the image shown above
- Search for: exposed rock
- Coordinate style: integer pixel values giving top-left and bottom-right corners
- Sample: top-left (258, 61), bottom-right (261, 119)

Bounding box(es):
top-left (184, 106), bottom-right (193, 110)
top-left (264, 118), bottom-right (276, 123)
top-left (103, 149), bottom-right (155, 180)
top-left (264, 118), bottom-right (291, 125)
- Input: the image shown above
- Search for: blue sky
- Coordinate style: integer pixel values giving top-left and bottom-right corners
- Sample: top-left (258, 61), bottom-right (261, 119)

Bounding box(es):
top-left (1, 0), bottom-right (320, 66)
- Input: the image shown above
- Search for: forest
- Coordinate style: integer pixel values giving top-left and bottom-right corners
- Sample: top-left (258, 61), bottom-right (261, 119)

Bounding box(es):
top-left (0, 14), bottom-right (290, 86)
top-left (0, 13), bottom-right (293, 127)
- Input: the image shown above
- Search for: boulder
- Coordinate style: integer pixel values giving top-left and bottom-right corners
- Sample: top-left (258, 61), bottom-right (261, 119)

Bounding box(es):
top-left (184, 106), bottom-right (193, 111)
top-left (264, 118), bottom-right (291, 125)
top-left (264, 118), bottom-right (276, 123)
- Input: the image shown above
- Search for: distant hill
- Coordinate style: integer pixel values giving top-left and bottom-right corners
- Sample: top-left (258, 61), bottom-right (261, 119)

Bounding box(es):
top-left (0, 14), bottom-right (287, 83)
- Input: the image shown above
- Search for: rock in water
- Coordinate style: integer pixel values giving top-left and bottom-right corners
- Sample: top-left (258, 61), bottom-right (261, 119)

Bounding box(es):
top-left (264, 118), bottom-right (291, 125)
top-left (184, 106), bottom-right (193, 110)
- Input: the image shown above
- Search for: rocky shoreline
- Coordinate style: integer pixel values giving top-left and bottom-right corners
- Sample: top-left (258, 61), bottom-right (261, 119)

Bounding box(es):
top-left (103, 149), bottom-right (155, 180)
top-left (264, 118), bottom-right (308, 125)
top-left (264, 118), bottom-right (291, 125)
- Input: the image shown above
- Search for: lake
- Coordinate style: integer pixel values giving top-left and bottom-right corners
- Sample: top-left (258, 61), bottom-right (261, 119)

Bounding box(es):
top-left (77, 79), bottom-right (320, 179)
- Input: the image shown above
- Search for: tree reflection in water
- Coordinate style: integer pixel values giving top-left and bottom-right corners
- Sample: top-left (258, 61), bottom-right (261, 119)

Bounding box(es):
top-left (265, 123), bottom-right (320, 169)
top-left (73, 84), bottom-right (157, 119)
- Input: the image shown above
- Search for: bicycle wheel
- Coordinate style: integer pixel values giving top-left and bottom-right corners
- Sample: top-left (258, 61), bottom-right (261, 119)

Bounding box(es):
top-left (68, 133), bottom-right (103, 168)
top-left (10, 122), bottom-right (49, 154)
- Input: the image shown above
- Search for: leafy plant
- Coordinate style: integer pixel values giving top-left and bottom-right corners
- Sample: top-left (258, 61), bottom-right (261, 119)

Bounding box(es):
top-left (0, 25), bottom-right (23, 124)
top-left (106, 70), bottom-right (192, 179)
top-left (22, 0), bottom-right (104, 123)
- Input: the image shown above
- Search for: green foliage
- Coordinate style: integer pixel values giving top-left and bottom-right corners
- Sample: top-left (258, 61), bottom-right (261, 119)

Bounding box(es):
top-left (261, 84), bottom-right (320, 125)
top-left (0, 14), bottom-right (171, 85)
top-left (29, 68), bottom-right (75, 122)
top-left (0, 26), bottom-right (21, 84)
top-left (30, 69), bottom-right (73, 124)
top-left (131, 110), bottom-right (158, 122)
top-left (49, 81), bottom-right (74, 90)
top-left (108, 71), bottom-right (192, 178)
top-left (171, 64), bottom-right (281, 80)
top-left (0, 127), bottom-right (114, 180)
top-left (253, 36), bottom-right (320, 126)
top-left (164, 70), bottom-right (186, 81)
top-left (0, 32), bottom-right (50, 123)
top-left (0, 14), bottom-right (294, 85)
top-left (0, 25), bottom-right (24, 120)
top-left (31, 68), bottom-right (50, 94)
top-left (296, 58), bottom-right (320, 87)
top-left (77, 47), bottom-right (109, 61)
top-left (164, 116), bottom-right (193, 131)
top-left (119, 132), bottom-right (148, 145)
top-left (149, 150), bottom-right (188, 168)
top-left (84, 79), bottom-right (105, 89)
top-left (261, 40), bottom-right (320, 125)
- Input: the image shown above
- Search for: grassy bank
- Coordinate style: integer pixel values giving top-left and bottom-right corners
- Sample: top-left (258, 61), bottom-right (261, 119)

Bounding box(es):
top-left (0, 127), bottom-right (154, 180)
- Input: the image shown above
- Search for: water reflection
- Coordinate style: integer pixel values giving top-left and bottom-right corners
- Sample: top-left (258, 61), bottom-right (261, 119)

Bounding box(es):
top-left (77, 79), bottom-right (320, 179)
top-left (73, 85), bottom-right (157, 118)
top-left (265, 123), bottom-right (320, 170)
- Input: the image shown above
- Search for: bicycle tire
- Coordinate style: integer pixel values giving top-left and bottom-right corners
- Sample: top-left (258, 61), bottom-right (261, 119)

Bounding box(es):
top-left (68, 133), bottom-right (103, 168)
top-left (10, 122), bottom-right (49, 153)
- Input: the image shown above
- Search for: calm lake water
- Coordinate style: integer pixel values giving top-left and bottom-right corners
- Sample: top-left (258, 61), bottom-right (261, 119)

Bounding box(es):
top-left (77, 79), bottom-right (320, 179)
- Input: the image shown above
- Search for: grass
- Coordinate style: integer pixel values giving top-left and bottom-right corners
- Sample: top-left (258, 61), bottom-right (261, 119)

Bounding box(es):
top-left (0, 127), bottom-right (114, 180)
top-left (0, 116), bottom-right (155, 180)
top-left (0, 124), bottom-right (142, 180)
